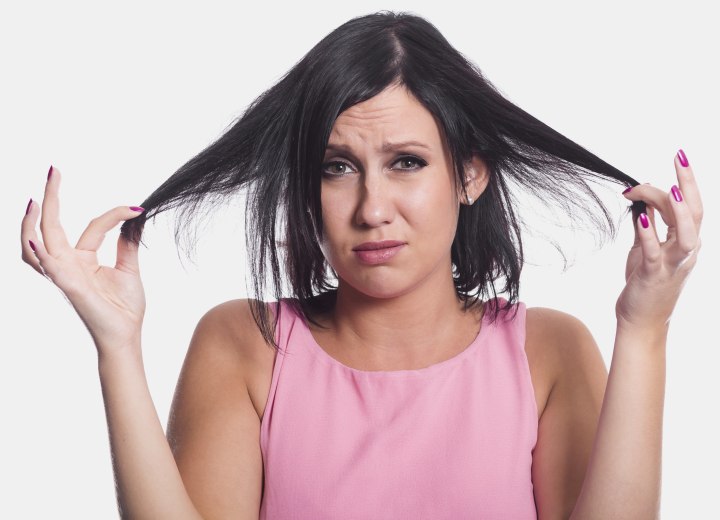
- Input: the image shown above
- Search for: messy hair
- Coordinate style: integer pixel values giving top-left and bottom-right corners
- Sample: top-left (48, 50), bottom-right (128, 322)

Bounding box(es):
top-left (120, 10), bottom-right (644, 352)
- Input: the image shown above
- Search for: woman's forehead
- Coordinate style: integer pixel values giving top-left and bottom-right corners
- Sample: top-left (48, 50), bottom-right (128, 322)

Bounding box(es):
top-left (327, 86), bottom-right (441, 150)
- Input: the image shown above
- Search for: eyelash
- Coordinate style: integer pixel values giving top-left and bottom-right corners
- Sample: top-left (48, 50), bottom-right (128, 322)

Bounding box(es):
top-left (321, 155), bottom-right (428, 177)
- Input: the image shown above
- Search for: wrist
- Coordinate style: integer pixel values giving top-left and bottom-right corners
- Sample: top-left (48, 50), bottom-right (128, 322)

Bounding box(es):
top-left (97, 341), bottom-right (144, 372)
top-left (615, 318), bottom-right (669, 347)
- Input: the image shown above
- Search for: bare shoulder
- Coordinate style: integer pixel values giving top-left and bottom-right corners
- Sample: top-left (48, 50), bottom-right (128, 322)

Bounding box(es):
top-left (525, 306), bottom-right (609, 519)
top-left (525, 306), bottom-right (606, 392)
top-left (165, 298), bottom-right (271, 519)
top-left (196, 298), bottom-right (274, 361)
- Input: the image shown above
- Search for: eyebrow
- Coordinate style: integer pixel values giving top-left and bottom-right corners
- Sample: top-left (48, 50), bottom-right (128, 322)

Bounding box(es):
top-left (325, 140), bottom-right (431, 154)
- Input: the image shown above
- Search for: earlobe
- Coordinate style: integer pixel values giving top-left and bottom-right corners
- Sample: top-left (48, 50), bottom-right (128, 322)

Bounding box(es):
top-left (461, 156), bottom-right (490, 205)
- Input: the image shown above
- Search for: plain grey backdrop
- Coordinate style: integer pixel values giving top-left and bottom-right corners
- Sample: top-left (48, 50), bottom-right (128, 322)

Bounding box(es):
top-left (4, 0), bottom-right (718, 517)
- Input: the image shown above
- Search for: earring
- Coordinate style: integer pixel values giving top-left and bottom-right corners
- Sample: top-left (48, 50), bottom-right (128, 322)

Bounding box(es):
top-left (465, 174), bottom-right (474, 205)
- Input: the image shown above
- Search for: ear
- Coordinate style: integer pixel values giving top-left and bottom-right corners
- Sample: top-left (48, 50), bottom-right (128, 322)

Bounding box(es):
top-left (459, 155), bottom-right (490, 205)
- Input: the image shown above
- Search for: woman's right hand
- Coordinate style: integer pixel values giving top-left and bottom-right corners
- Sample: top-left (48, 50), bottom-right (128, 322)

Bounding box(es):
top-left (21, 166), bottom-right (147, 355)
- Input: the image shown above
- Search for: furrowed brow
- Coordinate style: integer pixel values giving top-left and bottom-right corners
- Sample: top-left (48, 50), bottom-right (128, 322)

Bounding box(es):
top-left (381, 140), bottom-right (431, 152)
top-left (325, 140), bottom-right (431, 154)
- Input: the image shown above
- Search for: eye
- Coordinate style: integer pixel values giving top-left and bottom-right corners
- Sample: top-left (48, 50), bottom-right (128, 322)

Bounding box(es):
top-left (392, 155), bottom-right (427, 171)
top-left (321, 155), bottom-right (428, 178)
top-left (322, 161), bottom-right (354, 176)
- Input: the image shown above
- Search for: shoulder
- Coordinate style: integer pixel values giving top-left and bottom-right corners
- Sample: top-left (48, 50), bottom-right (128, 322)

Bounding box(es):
top-left (193, 298), bottom-right (275, 358)
top-left (167, 298), bottom-right (269, 517)
top-left (525, 306), bottom-right (609, 518)
top-left (525, 306), bottom-right (605, 391)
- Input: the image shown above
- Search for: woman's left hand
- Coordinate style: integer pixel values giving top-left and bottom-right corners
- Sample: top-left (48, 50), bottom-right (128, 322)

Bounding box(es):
top-left (617, 150), bottom-right (703, 334)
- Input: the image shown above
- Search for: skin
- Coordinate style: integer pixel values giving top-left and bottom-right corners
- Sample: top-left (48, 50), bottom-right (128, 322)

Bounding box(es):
top-left (19, 79), bottom-right (703, 518)
top-left (315, 81), bottom-right (490, 370)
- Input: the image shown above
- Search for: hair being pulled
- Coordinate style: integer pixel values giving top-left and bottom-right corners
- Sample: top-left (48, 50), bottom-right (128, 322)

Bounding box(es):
top-left (120, 10), bottom-right (645, 352)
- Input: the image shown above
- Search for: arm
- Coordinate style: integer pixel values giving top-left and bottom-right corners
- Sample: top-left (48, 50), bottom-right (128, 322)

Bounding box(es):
top-left (565, 151), bottom-right (701, 518)
top-left (98, 346), bottom-right (204, 519)
top-left (20, 167), bottom-right (204, 518)
top-left (529, 310), bottom-right (665, 520)
top-left (568, 323), bottom-right (666, 520)
top-left (99, 299), bottom-right (266, 519)
top-left (166, 299), bottom-right (265, 519)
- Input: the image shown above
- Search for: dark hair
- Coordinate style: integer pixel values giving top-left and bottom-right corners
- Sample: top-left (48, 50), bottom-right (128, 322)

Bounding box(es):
top-left (120, 10), bottom-right (645, 352)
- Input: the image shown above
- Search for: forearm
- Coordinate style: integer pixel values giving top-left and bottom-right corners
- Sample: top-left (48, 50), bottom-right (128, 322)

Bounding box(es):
top-left (570, 323), bottom-right (667, 520)
top-left (97, 346), bottom-right (203, 520)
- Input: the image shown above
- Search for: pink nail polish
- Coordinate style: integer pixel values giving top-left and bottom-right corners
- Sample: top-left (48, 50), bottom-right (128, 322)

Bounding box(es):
top-left (129, 206), bottom-right (145, 212)
top-left (671, 185), bottom-right (683, 202)
top-left (25, 198), bottom-right (32, 215)
top-left (677, 149), bottom-right (689, 167)
top-left (29, 240), bottom-right (36, 252)
top-left (640, 213), bottom-right (649, 229)
top-left (622, 186), bottom-right (633, 194)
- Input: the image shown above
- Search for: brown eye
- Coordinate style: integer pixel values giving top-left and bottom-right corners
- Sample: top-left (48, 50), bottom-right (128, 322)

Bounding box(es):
top-left (393, 156), bottom-right (427, 170)
top-left (322, 161), bottom-right (352, 176)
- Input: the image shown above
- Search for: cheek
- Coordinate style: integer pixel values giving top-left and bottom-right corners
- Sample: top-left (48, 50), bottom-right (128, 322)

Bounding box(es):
top-left (318, 193), bottom-right (346, 253)
top-left (404, 180), bottom-right (459, 238)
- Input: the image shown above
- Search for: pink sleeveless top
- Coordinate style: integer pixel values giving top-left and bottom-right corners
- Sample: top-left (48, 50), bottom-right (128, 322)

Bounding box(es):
top-left (259, 296), bottom-right (538, 519)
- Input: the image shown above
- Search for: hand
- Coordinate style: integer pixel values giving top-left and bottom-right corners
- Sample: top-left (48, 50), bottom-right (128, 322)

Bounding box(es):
top-left (21, 166), bottom-right (147, 354)
top-left (617, 150), bottom-right (703, 333)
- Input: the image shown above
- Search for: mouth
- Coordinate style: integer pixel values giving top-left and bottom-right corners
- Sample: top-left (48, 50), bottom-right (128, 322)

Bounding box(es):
top-left (352, 242), bottom-right (406, 265)
top-left (352, 240), bottom-right (407, 251)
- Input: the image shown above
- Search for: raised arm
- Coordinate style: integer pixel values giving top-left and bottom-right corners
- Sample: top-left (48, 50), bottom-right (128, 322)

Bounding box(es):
top-left (21, 166), bottom-right (202, 519)
top-left (569, 150), bottom-right (703, 519)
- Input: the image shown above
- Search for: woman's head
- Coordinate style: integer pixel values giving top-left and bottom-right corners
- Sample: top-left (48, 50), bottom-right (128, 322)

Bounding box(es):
top-left (319, 82), bottom-right (489, 301)
top-left (120, 10), bottom-right (644, 351)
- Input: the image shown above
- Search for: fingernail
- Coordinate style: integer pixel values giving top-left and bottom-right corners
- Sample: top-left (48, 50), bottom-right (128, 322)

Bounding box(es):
top-left (25, 198), bottom-right (32, 215)
top-left (640, 213), bottom-right (649, 229)
top-left (622, 186), bottom-right (633, 194)
top-left (47, 165), bottom-right (53, 180)
top-left (129, 206), bottom-right (145, 212)
top-left (677, 149), bottom-right (689, 167)
top-left (29, 239), bottom-right (36, 252)
top-left (671, 184), bottom-right (683, 203)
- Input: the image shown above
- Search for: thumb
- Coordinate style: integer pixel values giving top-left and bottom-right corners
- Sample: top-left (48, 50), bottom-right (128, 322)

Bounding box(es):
top-left (116, 233), bottom-right (140, 274)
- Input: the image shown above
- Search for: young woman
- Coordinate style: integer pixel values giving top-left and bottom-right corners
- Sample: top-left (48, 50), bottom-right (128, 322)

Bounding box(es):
top-left (20, 11), bottom-right (702, 519)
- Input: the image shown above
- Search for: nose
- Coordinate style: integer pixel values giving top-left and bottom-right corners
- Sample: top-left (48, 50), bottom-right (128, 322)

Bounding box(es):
top-left (354, 168), bottom-right (395, 228)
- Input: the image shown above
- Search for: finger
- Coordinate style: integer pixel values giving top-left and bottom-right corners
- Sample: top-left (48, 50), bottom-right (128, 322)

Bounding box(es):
top-left (116, 232), bottom-right (141, 274)
top-left (666, 184), bottom-right (699, 264)
top-left (23, 233), bottom-right (59, 283)
top-left (40, 166), bottom-right (72, 255)
top-left (622, 183), bottom-right (675, 229)
top-left (644, 205), bottom-right (661, 245)
top-left (75, 206), bottom-right (145, 252)
top-left (674, 149), bottom-right (703, 234)
top-left (21, 198), bottom-right (43, 276)
top-left (636, 212), bottom-right (662, 273)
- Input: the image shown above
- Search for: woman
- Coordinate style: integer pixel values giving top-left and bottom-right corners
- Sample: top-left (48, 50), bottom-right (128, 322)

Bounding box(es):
top-left (20, 11), bottom-right (702, 519)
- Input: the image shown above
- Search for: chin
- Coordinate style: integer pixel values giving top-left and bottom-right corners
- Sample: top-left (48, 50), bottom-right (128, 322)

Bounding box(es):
top-left (338, 272), bottom-right (417, 300)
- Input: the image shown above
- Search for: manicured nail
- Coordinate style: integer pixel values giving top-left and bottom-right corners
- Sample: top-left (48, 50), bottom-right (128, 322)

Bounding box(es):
top-left (25, 198), bottom-right (32, 215)
top-left (677, 149), bottom-right (689, 167)
top-left (29, 239), bottom-right (37, 252)
top-left (622, 186), bottom-right (633, 194)
top-left (129, 206), bottom-right (145, 212)
top-left (639, 213), bottom-right (649, 229)
top-left (47, 165), bottom-right (53, 180)
top-left (671, 184), bottom-right (683, 202)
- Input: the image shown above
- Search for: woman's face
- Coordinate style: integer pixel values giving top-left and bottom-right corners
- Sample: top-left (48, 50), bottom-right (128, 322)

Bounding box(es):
top-left (318, 83), bottom-right (487, 299)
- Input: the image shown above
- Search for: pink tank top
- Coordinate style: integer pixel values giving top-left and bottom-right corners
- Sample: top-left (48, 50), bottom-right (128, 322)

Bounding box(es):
top-left (259, 296), bottom-right (538, 519)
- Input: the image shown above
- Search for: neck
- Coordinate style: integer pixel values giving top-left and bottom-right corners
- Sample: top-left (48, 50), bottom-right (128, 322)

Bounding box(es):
top-left (326, 262), bottom-right (483, 364)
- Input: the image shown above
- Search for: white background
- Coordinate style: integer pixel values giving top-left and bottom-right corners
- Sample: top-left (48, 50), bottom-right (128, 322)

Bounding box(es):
top-left (3, 1), bottom-right (718, 518)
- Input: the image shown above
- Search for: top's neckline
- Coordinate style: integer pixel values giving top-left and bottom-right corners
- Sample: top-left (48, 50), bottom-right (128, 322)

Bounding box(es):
top-left (290, 297), bottom-right (502, 377)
